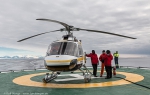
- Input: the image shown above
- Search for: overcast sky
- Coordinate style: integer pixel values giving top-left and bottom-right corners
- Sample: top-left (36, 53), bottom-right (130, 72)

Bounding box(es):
top-left (0, 0), bottom-right (150, 57)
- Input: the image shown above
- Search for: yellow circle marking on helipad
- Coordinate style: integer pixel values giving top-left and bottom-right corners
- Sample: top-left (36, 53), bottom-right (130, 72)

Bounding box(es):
top-left (13, 72), bottom-right (144, 88)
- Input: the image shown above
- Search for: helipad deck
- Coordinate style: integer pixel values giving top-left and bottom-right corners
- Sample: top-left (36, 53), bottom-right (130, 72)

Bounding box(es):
top-left (0, 68), bottom-right (150, 95)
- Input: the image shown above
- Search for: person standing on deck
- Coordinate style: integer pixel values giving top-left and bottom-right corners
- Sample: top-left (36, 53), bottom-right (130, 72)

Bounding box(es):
top-left (86, 50), bottom-right (99, 77)
top-left (113, 51), bottom-right (119, 68)
top-left (99, 50), bottom-right (106, 77)
top-left (104, 50), bottom-right (113, 79)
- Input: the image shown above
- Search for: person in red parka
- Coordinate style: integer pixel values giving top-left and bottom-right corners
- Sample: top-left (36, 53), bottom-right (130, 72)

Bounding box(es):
top-left (104, 50), bottom-right (113, 79)
top-left (86, 50), bottom-right (99, 77)
top-left (99, 50), bottom-right (106, 77)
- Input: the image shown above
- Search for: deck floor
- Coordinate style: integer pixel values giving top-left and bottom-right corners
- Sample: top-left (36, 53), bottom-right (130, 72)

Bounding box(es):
top-left (0, 68), bottom-right (150, 95)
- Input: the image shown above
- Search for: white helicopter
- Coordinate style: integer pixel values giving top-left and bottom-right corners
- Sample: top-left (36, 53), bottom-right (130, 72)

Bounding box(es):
top-left (18, 18), bottom-right (136, 83)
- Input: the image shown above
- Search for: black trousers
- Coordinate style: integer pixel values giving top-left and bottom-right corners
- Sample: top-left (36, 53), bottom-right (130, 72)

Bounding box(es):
top-left (105, 66), bottom-right (112, 78)
top-left (92, 64), bottom-right (98, 76)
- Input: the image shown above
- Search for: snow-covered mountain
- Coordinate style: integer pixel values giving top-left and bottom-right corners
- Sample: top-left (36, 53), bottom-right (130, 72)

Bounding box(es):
top-left (0, 55), bottom-right (44, 59)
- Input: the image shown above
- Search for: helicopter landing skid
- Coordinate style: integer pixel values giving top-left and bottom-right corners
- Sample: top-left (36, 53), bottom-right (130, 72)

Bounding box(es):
top-left (42, 72), bottom-right (58, 83)
top-left (79, 65), bottom-right (92, 83)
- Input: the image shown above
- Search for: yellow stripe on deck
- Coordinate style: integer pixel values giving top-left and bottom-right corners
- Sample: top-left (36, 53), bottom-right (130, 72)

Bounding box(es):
top-left (13, 71), bottom-right (144, 88)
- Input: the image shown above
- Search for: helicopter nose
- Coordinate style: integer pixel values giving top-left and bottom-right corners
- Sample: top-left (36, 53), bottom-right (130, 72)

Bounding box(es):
top-left (69, 59), bottom-right (77, 70)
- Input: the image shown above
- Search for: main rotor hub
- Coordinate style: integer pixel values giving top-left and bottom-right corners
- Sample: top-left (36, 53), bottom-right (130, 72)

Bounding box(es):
top-left (61, 26), bottom-right (79, 35)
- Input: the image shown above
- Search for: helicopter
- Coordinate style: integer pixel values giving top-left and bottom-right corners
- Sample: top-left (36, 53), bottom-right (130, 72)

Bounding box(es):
top-left (18, 18), bottom-right (136, 83)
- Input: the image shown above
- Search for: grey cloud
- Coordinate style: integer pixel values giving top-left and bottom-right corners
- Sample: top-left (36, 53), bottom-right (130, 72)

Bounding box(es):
top-left (0, 0), bottom-right (150, 56)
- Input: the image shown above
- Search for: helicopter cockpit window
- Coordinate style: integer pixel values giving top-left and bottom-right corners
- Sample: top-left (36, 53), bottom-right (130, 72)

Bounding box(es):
top-left (61, 42), bottom-right (77, 56)
top-left (49, 42), bottom-right (62, 55)
top-left (48, 42), bottom-right (78, 56)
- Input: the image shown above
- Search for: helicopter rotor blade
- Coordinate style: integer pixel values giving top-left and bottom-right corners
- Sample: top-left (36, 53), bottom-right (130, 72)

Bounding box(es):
top-left (36, 18), bottom-right (72, 30)
top-left (78, 28), bottom-right (136, 39)
top-left (17, 29), bottom-right (60, 42)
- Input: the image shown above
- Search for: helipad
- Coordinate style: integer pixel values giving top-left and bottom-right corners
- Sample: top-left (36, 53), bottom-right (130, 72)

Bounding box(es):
top-left (0, 68), bottom-right (150, 95)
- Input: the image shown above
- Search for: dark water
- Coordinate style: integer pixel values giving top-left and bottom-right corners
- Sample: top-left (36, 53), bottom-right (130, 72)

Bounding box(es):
top-left (0, 57), bottom-right (150, 71)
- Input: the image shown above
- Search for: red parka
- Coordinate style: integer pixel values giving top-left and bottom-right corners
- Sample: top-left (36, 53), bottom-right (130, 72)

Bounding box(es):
top-left (86, 53), bottom-right (99, 64)
top-left (104, 54), bottom-right (113, 66)
top-left (99, 53), bottom-right (106, 63)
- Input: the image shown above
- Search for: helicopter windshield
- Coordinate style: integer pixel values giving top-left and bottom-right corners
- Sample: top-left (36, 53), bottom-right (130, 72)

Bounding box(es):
top-left (48, 42), bottom-right (78, 56)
